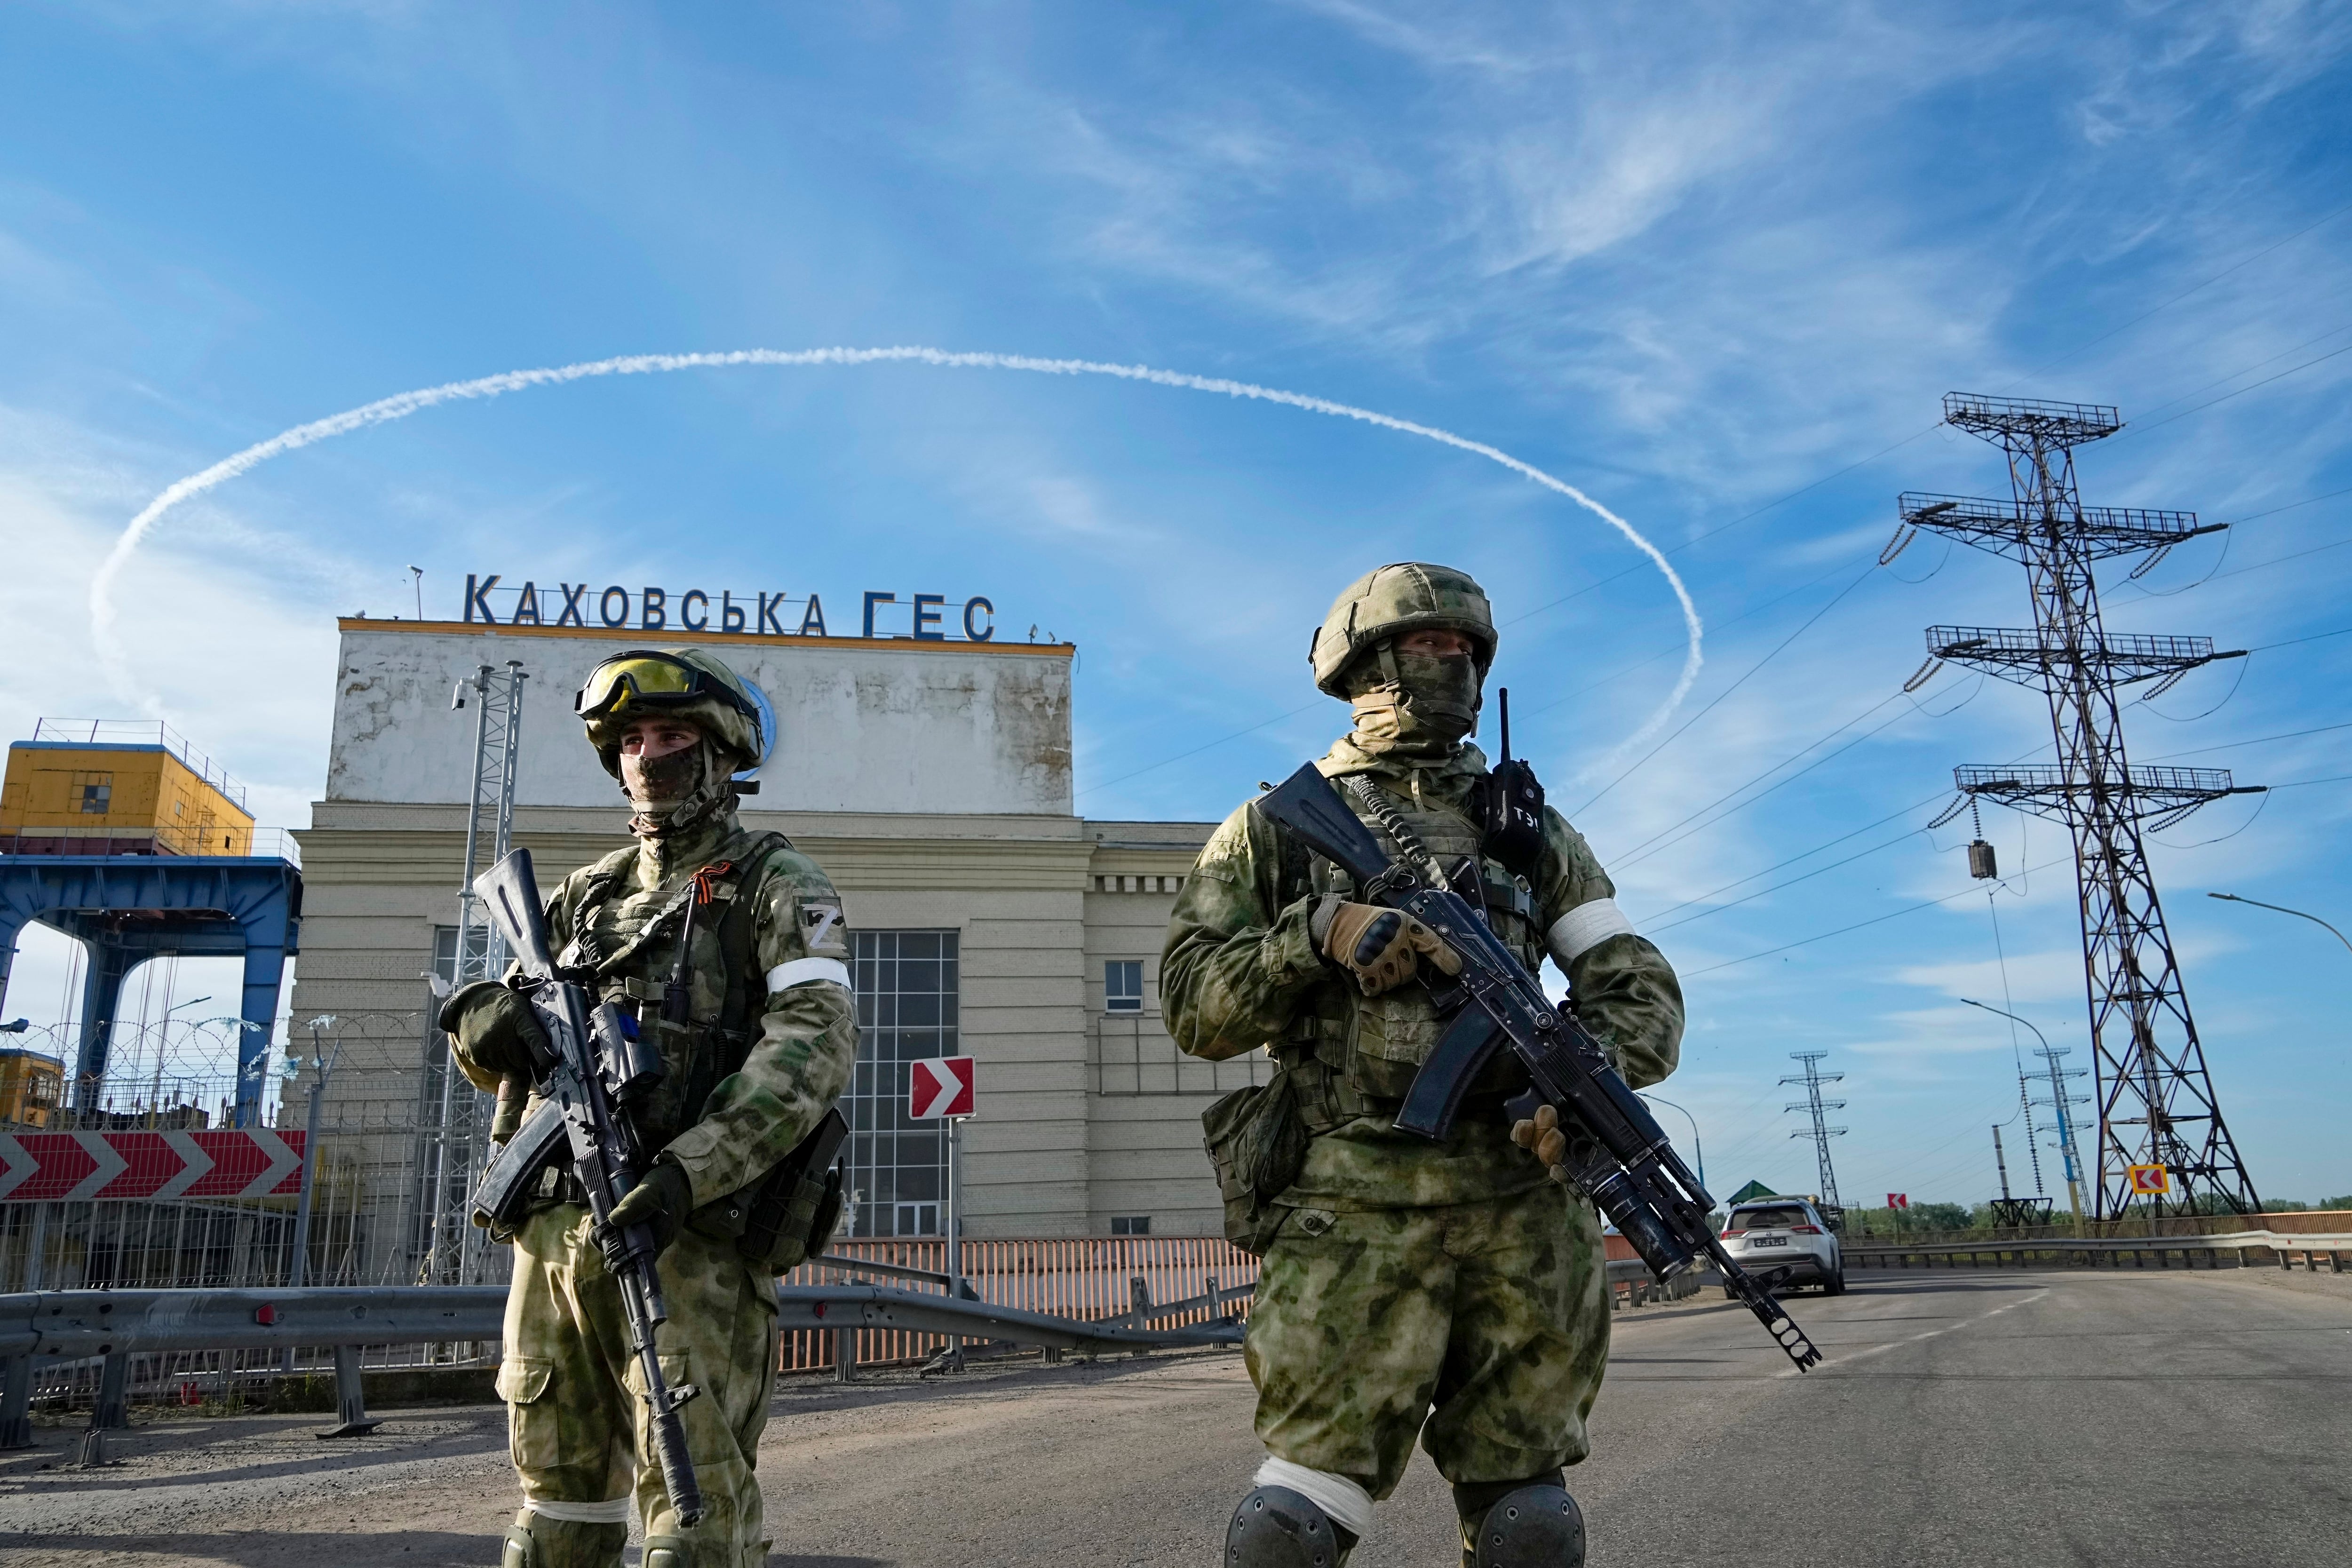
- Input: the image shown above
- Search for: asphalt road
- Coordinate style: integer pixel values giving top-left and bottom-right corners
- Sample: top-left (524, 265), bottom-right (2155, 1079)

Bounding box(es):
top-left (2, 1263), bottom-right (2345, 1567)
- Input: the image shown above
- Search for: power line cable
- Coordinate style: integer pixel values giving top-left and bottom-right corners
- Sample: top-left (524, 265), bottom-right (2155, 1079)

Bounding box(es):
top-left (2114, 319), bottom-right (2352, 426)
top-left (1680, 852), bottom-right (2075, 979)
top-left (1615, 695), bottom-right (1914, 869)
top-left (1572, 562), bottom-right (1882, 814)
top-left (1638, 788), bottom-right (1954, 924)
top-left (1648, 826), bottom-right (1927, 934)
top-left (2246, 624), bottom-right (2352, 653)
top-left (2142, 718), bottom-right (2352, 762)
top-left (2117, 340), bottom-right (2352, 439)
top-left (2009, 197), bottom-right (2352, 381)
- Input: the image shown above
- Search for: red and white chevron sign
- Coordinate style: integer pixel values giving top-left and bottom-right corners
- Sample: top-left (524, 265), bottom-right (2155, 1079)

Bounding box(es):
top-left (0, 1130), bottom-right (305, 1202)
top-left (908, 1056), bottom-right (976, 1120)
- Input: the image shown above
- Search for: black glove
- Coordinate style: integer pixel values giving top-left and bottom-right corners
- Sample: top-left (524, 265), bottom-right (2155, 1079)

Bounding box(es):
top-left (436, 980), bottom-right (548, 1088)
top-left (600, 1162), bottom-right (694, 1262)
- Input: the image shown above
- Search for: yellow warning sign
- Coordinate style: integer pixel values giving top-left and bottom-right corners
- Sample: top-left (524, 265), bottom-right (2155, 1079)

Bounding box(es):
top-left (2127, 1162), bottom-right (2171, 1195)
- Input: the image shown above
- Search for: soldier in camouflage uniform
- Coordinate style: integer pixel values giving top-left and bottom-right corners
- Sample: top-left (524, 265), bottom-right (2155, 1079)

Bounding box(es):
top-left (440, 648), bottom-right (860, 1568)
top-left (1162, 564), bottom-right (1684, 1568)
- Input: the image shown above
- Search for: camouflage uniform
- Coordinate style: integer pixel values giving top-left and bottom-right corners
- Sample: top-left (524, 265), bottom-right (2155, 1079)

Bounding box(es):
top-left (447, 653), bottom-right (859, 1568)
top-left (1163, 565), bottom-right (1682, 1552)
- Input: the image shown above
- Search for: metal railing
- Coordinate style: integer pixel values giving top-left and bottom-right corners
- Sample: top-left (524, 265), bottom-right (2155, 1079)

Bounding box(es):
top-left (0, 825), bottom-right (298, 864)
top-left (26, 719), bottom-right (248, 808)
top-left (0, 1270), bottom-right (1247, 1447)
top-left (780, 1235), bottom-right (1260, 1372)
top-left (1848, 1229), bottom-right (2351, 1274)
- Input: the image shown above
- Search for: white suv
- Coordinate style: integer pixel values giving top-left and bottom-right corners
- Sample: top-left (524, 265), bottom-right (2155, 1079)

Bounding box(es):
top-left (1720, 1197), bottom-right (1844, 1295)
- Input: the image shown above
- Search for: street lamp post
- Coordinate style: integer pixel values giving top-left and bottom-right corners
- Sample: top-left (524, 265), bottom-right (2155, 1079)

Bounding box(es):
top-left (1961, 998), bottom-right (2088, 1227)
top-left (287, 1017), bottom-right (342, 1290)
top-left (1637, 1092), bottom-right (1705, 1195)
top-left (2208, 892), bottom-right (2352, 960)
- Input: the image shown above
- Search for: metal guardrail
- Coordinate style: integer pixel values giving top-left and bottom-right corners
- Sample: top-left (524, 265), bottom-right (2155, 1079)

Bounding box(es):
top-left (1848, 1230), bottom-right (2352, 1274)
top-left (0, 1269), bottom-right (1249, 1449)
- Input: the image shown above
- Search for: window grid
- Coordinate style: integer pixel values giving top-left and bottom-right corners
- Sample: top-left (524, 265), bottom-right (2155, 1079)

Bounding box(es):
top-left (841, 930), bottom-right (960, 1238)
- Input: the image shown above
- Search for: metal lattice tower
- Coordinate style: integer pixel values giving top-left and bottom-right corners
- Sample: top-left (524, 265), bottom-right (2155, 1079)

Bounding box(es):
top-left (2031, 1045), bottom-right (2092, 1221)
top-left (1900, 394), bottom-right (2262, 1218)
top-left (1780, 1051), bottom-right (1846, 1210)
top-left (416, 660), bottom-right (527, 1284)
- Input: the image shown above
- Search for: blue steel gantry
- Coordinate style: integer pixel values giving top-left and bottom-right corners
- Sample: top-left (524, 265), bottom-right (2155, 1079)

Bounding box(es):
top-left (0, 853), bottom-right (301, 1126)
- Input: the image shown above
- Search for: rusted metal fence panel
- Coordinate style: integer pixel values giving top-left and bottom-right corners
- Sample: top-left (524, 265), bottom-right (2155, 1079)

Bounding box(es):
top-left (778, 1234), bottom-right (1261, 1373)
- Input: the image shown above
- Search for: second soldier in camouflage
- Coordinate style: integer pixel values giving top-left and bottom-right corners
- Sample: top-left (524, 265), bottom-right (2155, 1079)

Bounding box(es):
top-left (1163, 563), bottom-right (1685, 1568)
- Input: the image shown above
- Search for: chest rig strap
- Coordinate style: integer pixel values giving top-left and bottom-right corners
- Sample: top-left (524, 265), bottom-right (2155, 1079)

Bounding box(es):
top-left (1341, 774), bottom-right (1486, 910)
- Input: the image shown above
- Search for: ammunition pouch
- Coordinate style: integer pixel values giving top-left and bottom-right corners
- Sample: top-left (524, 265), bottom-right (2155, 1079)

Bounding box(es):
top-left (688, 1107), bottom-right (849, 1271)
top-left (1202, 1068), bottom-right (1308, 1255)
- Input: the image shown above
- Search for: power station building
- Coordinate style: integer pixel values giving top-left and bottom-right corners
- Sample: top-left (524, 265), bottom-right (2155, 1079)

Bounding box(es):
top-left (292, 612), bottom-right (1269, 1245)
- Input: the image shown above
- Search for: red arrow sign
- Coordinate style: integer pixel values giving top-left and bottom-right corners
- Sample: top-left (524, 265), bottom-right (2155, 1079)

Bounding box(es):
top-left (0, 1130), bottom-right (305, 1202)
top-left (909, 1056), bottom-right (976, 1120)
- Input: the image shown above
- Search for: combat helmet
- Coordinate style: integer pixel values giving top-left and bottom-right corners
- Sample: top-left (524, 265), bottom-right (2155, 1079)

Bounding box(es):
top-left (575, 647), bottom-right (767, 777)
top-left (1309, 563), bottom-right (1496, 695)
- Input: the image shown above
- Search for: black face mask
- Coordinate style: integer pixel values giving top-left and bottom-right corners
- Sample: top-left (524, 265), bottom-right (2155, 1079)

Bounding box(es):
top-left (625, 742), bottom-right (703, 807)
top-left (621, 739), bottom-right (736, 836)
top-left (1350, 651), bottom-right (1482, 757)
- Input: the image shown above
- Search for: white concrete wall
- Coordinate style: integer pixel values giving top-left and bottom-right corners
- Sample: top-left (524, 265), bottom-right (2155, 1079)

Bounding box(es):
top-left (326, 621), bottom-right (1073, 816)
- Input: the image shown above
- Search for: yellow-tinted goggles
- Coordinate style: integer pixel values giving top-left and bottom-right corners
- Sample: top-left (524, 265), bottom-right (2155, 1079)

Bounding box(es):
top-left (576, 652), bottom-right (741, 721)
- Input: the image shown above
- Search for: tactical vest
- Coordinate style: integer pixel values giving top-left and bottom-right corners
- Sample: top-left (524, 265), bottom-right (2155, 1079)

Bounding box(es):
top-left (560, 829), bottom-right (790, 1154)
top-left (1276, 772), bottom-right (1543, 1128)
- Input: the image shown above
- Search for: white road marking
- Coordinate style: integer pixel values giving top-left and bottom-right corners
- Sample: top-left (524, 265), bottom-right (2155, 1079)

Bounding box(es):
top-left (1779, 1286), bottom-right (2051, 1378)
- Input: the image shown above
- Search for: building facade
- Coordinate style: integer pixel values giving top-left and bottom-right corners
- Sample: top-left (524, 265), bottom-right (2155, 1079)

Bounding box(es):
top-left (291, 617), bottom-right (1266, 1250)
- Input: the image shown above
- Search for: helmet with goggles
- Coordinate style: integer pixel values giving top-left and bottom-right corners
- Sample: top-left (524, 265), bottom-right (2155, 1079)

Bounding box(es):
top-left (576, 647), bottom-right (767, 777)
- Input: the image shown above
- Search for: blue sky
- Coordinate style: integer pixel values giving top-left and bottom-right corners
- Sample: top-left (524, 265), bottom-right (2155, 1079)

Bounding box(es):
top-left (3, 2), bottom-right (2349, 1204)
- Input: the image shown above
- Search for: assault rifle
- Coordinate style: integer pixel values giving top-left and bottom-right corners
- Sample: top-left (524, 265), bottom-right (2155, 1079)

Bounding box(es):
top-left (1257, 764), bottom-right (1822, 1372)
top-left (470, 848), bottom-right (707, 1524)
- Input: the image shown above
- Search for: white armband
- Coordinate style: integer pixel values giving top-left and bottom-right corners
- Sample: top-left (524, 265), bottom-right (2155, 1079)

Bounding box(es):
top-left (765, 956), bottom-right (852, 994)
top-left (1547, 897), bottom-right (1636, 967)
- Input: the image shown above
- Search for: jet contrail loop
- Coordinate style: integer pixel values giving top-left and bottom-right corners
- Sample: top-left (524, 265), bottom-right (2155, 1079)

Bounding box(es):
top-left (89, 348), bottom-right (1703, 751)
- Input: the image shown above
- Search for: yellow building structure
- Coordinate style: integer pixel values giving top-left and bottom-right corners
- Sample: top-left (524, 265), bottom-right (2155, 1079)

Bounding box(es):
top-left (1, 722), bottom-right (254, 857)
top-left (0, 1047), bottom-right (64, 1128)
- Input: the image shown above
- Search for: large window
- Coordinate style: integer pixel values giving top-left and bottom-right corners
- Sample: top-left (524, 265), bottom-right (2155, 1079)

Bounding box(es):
top-left (840, 930), bottom-right (960, 1238)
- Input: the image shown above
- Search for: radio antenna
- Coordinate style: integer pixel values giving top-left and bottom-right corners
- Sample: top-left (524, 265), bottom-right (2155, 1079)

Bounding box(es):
top-left (1498, 687), bottom-right (1512, 764)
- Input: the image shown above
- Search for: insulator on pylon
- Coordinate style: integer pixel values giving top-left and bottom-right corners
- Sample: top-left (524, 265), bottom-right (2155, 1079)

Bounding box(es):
top-left (1968, 839), bottom-right (1998, 880)
top-left (1903, 656), bottom-right (1944, 693)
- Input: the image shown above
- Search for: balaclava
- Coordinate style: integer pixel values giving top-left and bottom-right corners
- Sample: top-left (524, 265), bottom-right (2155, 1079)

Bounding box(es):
top-left (623, 735), bottom-right (739, 837)
top-left (1345, 640), bottom-right (1482, 760)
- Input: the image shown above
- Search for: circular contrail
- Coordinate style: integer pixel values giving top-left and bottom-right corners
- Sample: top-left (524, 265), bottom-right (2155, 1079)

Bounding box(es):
top-left (88, 347), bottom-right (1703, 746)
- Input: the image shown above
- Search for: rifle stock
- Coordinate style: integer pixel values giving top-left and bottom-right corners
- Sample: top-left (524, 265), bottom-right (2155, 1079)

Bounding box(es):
top-left (1256, 763), bottom-right (1821, 1373)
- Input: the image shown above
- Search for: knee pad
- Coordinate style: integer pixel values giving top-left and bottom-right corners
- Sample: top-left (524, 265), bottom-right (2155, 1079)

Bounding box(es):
top-left (1227, 1486), bottom-right (1357, 1568)
top-left (642, 1535), bottom-right (690, 1568)
top-left (502, 1511), bottom-right (628, 1568)
top-left (1463, 1484), bottom-right (1584, 1568)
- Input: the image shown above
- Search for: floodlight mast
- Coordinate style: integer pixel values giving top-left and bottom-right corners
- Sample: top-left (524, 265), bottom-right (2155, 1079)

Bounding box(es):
top-left (1904, 394), bottom-right (2261, 1220)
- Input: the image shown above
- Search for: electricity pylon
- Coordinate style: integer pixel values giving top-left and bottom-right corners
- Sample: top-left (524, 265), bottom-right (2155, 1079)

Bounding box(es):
top-left (1781, 1051), bottom-right (1845, 1211)
top-left (1901, 394), bottom-right (2262, 1218)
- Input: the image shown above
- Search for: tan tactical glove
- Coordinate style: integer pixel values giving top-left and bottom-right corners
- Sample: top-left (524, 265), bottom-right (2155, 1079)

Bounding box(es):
top-left (435, 979), bottom-right (548, 1092)
top-left (1511, 1102), bottom-right (1570, 1182)
top-left (1312, 899), bottom-right (1465, 996)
